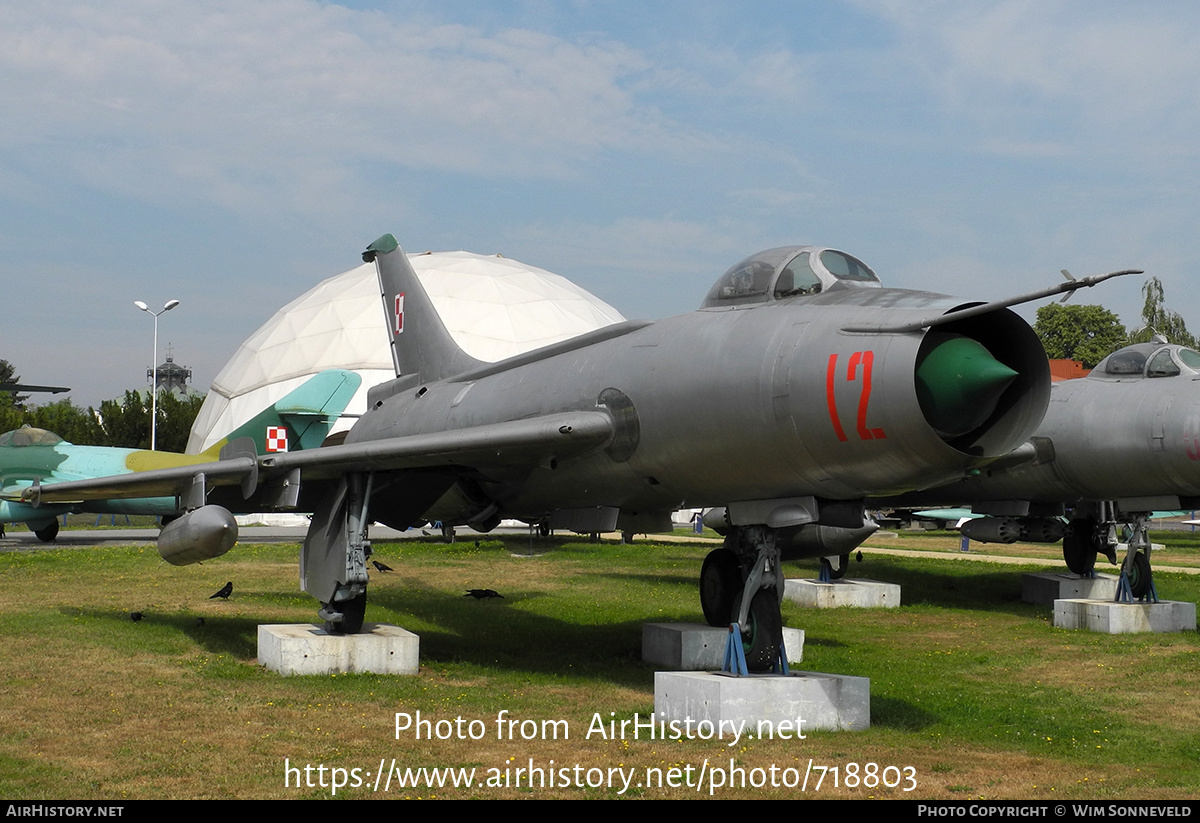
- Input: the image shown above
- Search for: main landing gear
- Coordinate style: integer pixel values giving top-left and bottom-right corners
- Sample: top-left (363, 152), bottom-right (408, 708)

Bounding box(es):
top-left (699, 526), bottom-right (785, 672)
top-left (33, 518), bottom-right (59, 543)
top-left (1113, 513), bottom-right (1156, 602)
top-left (306, 473), bottom-right (373, 634)
top-left (1063, 507), bottom-right (1156, 602)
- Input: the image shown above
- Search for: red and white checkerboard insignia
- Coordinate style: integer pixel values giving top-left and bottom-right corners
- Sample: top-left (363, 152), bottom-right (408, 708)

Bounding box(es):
top-left (266, 426), bottom-right (288, 453)
top-left (394, 292), bottom-right (405, 334)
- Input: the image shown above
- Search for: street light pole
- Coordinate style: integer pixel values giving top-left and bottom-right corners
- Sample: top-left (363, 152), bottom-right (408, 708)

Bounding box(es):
top-left (134, 299), bottom-right (180, 451)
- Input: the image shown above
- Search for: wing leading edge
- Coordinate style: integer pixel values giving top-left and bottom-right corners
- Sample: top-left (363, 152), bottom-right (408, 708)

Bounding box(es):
top-left (16, 411), bottom-right (614, 507)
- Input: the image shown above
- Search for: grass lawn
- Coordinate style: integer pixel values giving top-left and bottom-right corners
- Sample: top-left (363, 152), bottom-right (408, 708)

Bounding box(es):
top-left (0, 532), bottom-right (1196, 800)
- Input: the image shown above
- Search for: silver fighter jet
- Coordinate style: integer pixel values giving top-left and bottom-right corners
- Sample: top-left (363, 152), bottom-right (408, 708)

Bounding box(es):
top-left (21, 235), bottom-right (1135, 669)
top-left (882, 340), bottom-right (1200, 599)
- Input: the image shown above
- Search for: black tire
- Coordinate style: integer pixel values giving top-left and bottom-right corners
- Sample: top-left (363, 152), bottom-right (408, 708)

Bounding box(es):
top-left (325, 593), bottom-right (367, 634)
top-left (538, 521), bottom-right (551, 538)
top-left (1063, 518), bottom-right (1098, 575)
top-left (1128, 552), bottom-right (1152, 599)
top-left (34, 519), bottom-right (59, 543)
top-left (736, 588), bottom-right (782, 673)
top-left (700, 548), bottom-right (742, 627)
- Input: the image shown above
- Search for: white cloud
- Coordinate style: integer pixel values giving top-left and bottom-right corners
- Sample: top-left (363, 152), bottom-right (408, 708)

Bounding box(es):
top-left (0, 0), bottom-right (687, 219)
top-left (865, 1), bottom-right (1200, 156)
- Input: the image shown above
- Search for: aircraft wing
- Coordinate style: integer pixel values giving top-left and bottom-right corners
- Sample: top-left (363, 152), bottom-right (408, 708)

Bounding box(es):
top-left (12, 455), bottom-right (254, 504)
top-left (18, 411), bottom-right (614, 506)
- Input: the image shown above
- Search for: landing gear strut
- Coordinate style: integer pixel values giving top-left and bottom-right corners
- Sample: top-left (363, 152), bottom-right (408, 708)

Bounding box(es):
top-left (698, 527), bottom-right (785, 672)
top-left (1066, 506), bottom-right (1157, 602)
top-left (1116, 513), bottom-right (1156, 602)
top-left (305, 472), bottom-right (373, 634)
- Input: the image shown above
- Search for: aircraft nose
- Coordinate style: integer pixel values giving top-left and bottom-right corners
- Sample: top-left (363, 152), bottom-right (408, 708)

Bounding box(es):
top-left (915, 333), bottom-right (1019, 439)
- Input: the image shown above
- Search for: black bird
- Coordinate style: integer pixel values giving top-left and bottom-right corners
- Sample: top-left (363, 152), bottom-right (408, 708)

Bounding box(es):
top-left (130, 611), bottom-right (143, 622)
top-left (464, 589), bottom-right (504, 599)
top-left (210, 581), bottom-right (233, 600)
top-left (194, 617), bottom-right (205, 627)
top-left (855, 550), bottom-right (863, 563)
top-left (372, 560), bottom-right (393, 573)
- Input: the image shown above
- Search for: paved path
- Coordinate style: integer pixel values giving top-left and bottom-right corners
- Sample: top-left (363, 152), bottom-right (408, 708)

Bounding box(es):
top-left (3, 527), bottom-right (1197, 576)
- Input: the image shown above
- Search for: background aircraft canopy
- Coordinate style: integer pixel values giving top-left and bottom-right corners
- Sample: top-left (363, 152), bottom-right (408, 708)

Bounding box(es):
top-left (701, 246), bottom-right (880, 308)
top-left (0, 428), bottom-right (65, 447)
top-left (1092, 342), bottom-right (1200, 380)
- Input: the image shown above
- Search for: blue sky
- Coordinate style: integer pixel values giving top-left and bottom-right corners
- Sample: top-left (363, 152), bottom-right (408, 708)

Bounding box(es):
top-left (3, 0), bottom-right (1198, 407)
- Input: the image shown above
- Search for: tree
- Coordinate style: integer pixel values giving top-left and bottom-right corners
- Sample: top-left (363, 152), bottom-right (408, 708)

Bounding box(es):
top-left (154, 391), bottom-right (206, 453)
top-left (93, 391), bottom-right (151, 449)
top-left (0, 359), bottom-right (27, 409)
top-left (91, 390), bottom-right (206, 451)
top-left (1126, 277), bottom-right (1197, 348)
top-left (25, 400), bottom-right (103, 444)
top-left (1033, 303), bottom-right (1127, 368)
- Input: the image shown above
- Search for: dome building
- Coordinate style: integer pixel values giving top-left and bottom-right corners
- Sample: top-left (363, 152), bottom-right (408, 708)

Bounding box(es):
top-left (187, 251), bottom-right (625, 453)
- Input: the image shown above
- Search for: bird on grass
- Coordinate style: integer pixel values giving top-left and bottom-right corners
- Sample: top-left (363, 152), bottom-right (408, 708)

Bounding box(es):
top-left (464, 589), bottom-right (504, 599)
top-left (372, 560), bottom-right (393, 572)
top-left (130, 611), bottom-right (143, 622)
top-left (209, 581), bottom-right (233, 600)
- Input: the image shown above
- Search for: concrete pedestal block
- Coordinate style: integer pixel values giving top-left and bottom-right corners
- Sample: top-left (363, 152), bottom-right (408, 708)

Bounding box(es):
top-left (1022, 572), bottom-right (1119, 605)
top-left (783, 578), bottom-right (900, 608)
top-left (1053, 599), bottom-right (1197, 634)
top-left (654, 670), bottom-right (869, 732)
top-left (258, 623), bottom-right (419, 675)
top-left (642, 623), bottom-right (804, 670)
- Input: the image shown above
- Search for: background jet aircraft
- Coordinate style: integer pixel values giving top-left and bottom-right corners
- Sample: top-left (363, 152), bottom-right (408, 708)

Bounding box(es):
top-left (19, 235), bottom-right (1133, 670)
top-left (1, 369), bottom-right (360, 555)
top-left (877, 341), bottom-right (1200, 599)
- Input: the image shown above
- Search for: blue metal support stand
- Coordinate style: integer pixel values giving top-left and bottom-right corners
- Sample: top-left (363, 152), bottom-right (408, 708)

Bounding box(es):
top-left (722, 624), bottom-right (748, 676)
top-left (1115, 570), bottom-right (1158, 604)
top-left (722, 624), bottom-right (790, 676)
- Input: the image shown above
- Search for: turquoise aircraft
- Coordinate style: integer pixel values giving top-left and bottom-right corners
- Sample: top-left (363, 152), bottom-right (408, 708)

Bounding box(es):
top-left (0, 369), bottom-right (360, 558)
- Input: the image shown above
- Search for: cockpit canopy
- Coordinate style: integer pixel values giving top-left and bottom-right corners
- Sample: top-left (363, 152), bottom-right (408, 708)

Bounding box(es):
top-left (0, 427), bottom-right (65, 447)
top-left (701, 246), bottom-right (881, 309)
top-left (1092, 342), bottom-right (1200, 380)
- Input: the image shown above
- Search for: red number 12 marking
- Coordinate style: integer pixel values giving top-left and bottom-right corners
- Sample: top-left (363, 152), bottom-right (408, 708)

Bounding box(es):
top-left (826, 351), bottom-right (886, 442)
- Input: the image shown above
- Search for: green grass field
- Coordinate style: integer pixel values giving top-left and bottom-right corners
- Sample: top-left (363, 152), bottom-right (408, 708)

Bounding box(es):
top-left (0, 532), bottom-right (1196, 800)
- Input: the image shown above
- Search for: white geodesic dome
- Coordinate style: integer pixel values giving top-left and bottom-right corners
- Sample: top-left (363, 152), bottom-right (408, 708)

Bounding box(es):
top-left (186, 251), bottom-right (626, 453)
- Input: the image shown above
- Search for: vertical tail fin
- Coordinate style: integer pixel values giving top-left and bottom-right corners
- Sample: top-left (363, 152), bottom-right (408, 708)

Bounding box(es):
top-left (200, 369), bottom-right (362, 457)
top-left (363, 234), bottom-right (483, 382)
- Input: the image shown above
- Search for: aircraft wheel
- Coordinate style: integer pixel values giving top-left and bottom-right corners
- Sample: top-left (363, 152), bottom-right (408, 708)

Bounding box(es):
top-left (538, 520), bottom-right (551, 538)
top-left (700, 548), bottom-right (741, 627)
top-left (735, 588), bottom-right (782, 672)
top-left (821, 554), bottom-right (851, 580)
top-left (324, 593), bottom-right (367, 634)
top-left (34, 520), bottom-right (59, 543)
top-left (1062, 518), bottom-right (1098, 575)
top-left (1127, 552), bottom-right (1152, 600)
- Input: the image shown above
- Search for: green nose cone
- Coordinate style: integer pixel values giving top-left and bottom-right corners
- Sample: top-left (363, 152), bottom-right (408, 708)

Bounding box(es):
top-left (916, 333), bottom-right (1018, 439)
